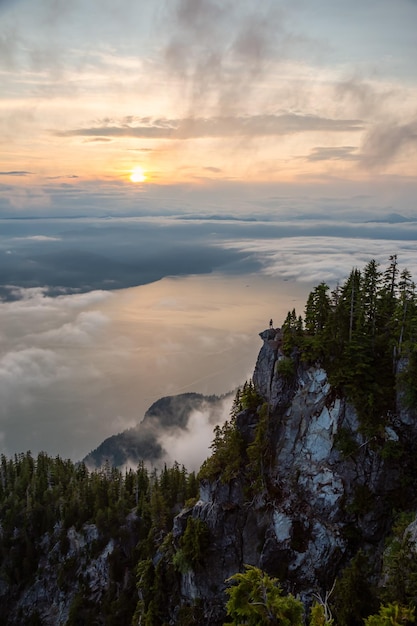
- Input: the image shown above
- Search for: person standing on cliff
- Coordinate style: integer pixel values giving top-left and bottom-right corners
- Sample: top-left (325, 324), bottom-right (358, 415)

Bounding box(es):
top-left (269, 319), bottom-right (273, 329)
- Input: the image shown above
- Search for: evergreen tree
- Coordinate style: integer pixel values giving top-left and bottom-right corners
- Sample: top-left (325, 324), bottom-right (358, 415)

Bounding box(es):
top-left (364, 603), bottom-right (415, 626)
top-left (225, 565), bottom-right (304, 625)
top-left (331, 551), bottom-right (378, 626)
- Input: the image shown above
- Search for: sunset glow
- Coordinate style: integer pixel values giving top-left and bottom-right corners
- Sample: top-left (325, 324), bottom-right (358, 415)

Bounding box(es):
top-left (130, 166), bottom-right (147, 183)
top-left (0, 0), bottom-right (415, 203)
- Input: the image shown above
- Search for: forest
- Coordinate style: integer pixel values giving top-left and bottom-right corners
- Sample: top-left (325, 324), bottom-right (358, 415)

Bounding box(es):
top-left (0, 453), bottom-right (199, 624)
top-left (281, 254), bottom-right (417, 433)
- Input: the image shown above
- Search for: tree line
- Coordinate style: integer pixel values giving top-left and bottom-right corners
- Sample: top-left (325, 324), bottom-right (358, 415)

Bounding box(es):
top-left (281, 255), bottom-right (417, 432)
top-left (0, 451), bottom-right (199, 624)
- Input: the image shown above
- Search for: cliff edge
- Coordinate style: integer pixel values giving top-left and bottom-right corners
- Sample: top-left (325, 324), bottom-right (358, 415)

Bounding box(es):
top-left (171, 327), bottom-right (417, 623)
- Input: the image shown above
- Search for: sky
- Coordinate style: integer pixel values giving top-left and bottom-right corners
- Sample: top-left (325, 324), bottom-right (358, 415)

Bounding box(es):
top-left (0, 0), bottom-right (416, 465)
top-left (1, 0), bottom-right (416, 209)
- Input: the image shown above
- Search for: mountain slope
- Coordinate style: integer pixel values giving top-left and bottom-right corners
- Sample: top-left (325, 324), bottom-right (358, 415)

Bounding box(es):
top-left (83, 392), bottom-right (232, 469)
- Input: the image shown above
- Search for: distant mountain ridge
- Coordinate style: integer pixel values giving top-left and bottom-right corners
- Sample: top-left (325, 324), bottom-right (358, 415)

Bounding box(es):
top-left (365, 212), bottom-right (417, 223)
top-left (83, 392), bottom-right (233, 469)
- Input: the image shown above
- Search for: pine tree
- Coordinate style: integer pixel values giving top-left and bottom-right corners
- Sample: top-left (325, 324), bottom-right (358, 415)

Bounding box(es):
top-left (225, 565), bottom-right (304, 625)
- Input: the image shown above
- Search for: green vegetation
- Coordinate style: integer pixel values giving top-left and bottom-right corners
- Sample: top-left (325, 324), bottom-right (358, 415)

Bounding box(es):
top-left (198, 380), bottom-right (272, 499)
top-left (173, 516), bottom-right (210, 573)
top-left (281, 256), bottom-right (417, 435)
top-left (198, 380), bottom-right (262, 484)
top-left (198, 413), bottom-right (245, 483)
top-left (364, 603), bottom-right (415, 626)
top-left (309, 602), bottom-right (334, 625)
top-left (224, 565), bottom-right (304, 625)
top-left (276, 356), bottom-right (296, 379)
top-left (331, 550), bottom-right (378, 625)
top-left (379, 513), bottom-right (417, 606)
top-left (0, 451), bottom-right (198, 624)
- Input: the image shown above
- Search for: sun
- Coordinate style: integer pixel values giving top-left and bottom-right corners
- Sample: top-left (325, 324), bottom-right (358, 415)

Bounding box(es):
top-left (130, 166), bottom-right (147, 183)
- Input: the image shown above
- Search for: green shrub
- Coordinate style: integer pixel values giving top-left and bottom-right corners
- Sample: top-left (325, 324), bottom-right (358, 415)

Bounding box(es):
top-left (334, 427), bottom-right (357, 457)
top-left (276, 356), bottom-right (295, 379)
top-left (225, 565), bottom-right (304, 625)
top-left (364, 602), bottom-right (415, 625)
top-left (173, 517), bottom-right (209, 573)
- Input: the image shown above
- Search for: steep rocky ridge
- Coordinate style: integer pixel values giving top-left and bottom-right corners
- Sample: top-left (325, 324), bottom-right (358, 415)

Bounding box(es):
top-left (171, 328), bottom-right (417, 623)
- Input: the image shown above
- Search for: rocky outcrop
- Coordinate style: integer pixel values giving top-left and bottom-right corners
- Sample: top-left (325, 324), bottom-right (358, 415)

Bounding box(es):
top-left (174, 329), bottom-right (417, 623)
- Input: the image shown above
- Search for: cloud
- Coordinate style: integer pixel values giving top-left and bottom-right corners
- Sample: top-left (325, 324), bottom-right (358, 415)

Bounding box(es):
top-left (161, 0), bottom-right (311, 115)
top-left (45, 175), bottom-right (79, 180)
top-left (203, 166), bottom-right (222, 174)
top-left (360, 119), bottom-right (417, 168)
top-left (332, 76), bottom-right (417, 170)
top-left (0, 274), bottom-right (289, 461)
top-left (57, 113), bottom-right (363, 140)
top-left (83, 138), bottom-right (112, 143)
top-left (3, 214), bottom-right (417, 298)
top-left (334, 77), bottom-right (397, 119)
top-left (305, 146), bottom-right (359, 162)
top-left (0, 347), bottom-right (69, 396)
top-left (0, 288), bottom-right (114, 455)
top-left (157, 397), bottom-right (233, 472)
top-left (218, 236), bottom-right (417, 285)
top-left (27, 310), bottom-right (109, 347)
top-left (0, 170), bottom-right (32, 176)
top-left (2, 231), bottom-right (417, 462)
top-left (13, 235), bottom-right (61, 241)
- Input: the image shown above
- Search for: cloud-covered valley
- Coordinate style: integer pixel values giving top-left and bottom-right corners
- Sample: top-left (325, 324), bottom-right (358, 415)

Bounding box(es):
top-left (1, 213), bottom-right (416, 465)
top-left (0, 272), bottom-right (308, 462)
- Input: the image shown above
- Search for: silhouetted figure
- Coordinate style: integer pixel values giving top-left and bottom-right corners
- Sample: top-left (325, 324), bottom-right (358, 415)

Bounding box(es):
top-left (269, 319), bottom-right (273, 329)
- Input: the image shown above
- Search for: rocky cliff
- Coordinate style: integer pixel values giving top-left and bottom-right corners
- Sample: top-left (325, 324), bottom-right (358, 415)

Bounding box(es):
top-left (171, 328), bottom-right (417, 623)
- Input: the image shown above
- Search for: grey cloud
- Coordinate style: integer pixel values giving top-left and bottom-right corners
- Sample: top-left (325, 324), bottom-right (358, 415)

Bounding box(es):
top-left (0, 0), bottom-right (20, 8)
top-left (335, 78), bottom-right (395, 118)
top-left (0, 170), bottom-right (32, 176)
top-left (26, 310), bottom-right (109, 347)
top-left (45, 175), bottom-right (79, 180)
top-left (3, 220), bottom-right (417, 460)
top-left (83, 138), bottom-right (112, 143)
top-left (218, 237), bottom-right (417, 285)
top-left (57, 113), bottom-right (363, 140)
top-left (85, 393), bottom-right (235, 472)
top-left (158, 399), bottom-right (233, 472)
top-left (360, 119), bottom-right (417, 168)
top-left (306, 146), bottom-right (359, 162)
top-left (12, 235), bottom-right (61, 241)
top-left (204, 166), bottom-right (222, 173)
top-left (0, 218), bottom-right (253, 295)
top-left (162, 0), bottom-right (303, 113)
top-left (0, 347), bottom-right (70, 417)
top-left (3, 215), bottom-right (417, 300)
top-left (0, 21), bottom-right (21, 70)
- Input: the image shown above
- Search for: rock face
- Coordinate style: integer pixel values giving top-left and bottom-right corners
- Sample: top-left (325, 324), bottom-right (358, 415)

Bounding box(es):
top-left (174, 329), bottom-right (417, 623)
